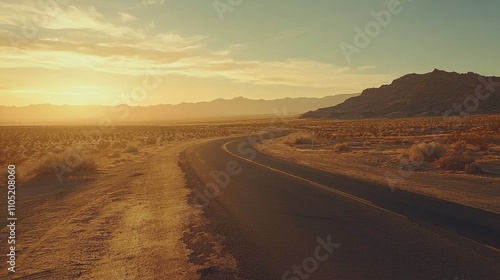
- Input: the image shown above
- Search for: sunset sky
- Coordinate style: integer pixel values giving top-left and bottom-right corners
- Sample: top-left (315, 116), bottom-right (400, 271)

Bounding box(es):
top-left (1, 0), bottom-right (499, 106)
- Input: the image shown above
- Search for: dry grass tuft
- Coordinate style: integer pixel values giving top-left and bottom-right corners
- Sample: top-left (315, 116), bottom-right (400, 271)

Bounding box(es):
top-left (145, 135), bottom-right (157, 145)
top-left (407, 142), bottom-right (446, 163)
top-left (294, 137), bottom-right (314, 145)
top-left (464, 162), bottom-right (483, 174)
top-left (110, 149), bottom-right (121, 158)
top-left (433, 141), bottom-right (480, 172)
top-left (434, 152), bottom-right (475, 171)
top-left (33, 151), bottom-right (98, 178)
top-left (123, 142), bottom-right (140, 153)
top-left (333, 143), bottom-right (350, 153)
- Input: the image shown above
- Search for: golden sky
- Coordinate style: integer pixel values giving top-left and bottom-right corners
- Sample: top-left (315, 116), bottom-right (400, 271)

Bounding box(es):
top-left (1, 0), bottom-right (499, 106)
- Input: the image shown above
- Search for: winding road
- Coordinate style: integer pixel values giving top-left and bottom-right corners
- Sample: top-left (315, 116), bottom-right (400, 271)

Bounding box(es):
top-left (182, 133), bottom-right (500, 280)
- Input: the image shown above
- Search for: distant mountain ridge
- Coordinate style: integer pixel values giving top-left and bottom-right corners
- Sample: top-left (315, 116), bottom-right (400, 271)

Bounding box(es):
top-left (301, 69), bottom-right (500, 119)
top-left (0, 94), bottom-right (357, 124)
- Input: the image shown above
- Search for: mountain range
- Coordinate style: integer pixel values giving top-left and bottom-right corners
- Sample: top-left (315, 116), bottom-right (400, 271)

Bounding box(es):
top-left (302, 69), bottom-right (500, 119)
top-left (0, 94), bottom-right (357, 125)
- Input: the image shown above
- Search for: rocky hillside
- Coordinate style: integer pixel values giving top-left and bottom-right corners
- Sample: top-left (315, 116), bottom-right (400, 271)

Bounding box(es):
top-left (302, 69), bottom-right (500, 119)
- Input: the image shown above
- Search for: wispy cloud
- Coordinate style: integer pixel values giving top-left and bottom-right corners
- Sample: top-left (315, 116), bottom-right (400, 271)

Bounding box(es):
top-left (119, 12), bottom-right (137, 22)
top-left (175, 58), bottom-right (390, 89)
top-left (0, 1), bottom-right (393, 100)
top-left (141, 0), bottom-right (166, 6)
top-left (0, 33), bottom-right (390, 90)
top-left (0, 3), bottom-right (205, 73)
top-left (210, 43), bottom-right (245, 57)
top-left (276, 27), bottom-right (309, 40)
top-left (0, 2), bottom-right (39, 26)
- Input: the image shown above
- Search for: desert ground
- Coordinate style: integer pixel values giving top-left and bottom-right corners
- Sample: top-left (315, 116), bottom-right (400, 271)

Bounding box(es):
top-left (257, 114), bottom-right (500, 213)
top-left (0, 115), bottom-right (499, 279)
top-left (0, 121), bottom-right (276, 279)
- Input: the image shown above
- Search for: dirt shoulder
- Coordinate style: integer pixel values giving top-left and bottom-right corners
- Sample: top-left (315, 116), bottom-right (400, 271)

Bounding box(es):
top-left (255, 132), bottom-right (500, 214)
top-left (0, 140), bottom-right (235, 280)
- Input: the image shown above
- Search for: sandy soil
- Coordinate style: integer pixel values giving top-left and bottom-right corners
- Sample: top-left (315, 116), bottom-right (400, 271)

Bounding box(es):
top-left (256, 132), bottom-right (500, 214)
top-left (0, 140), bottom-right (238, 279)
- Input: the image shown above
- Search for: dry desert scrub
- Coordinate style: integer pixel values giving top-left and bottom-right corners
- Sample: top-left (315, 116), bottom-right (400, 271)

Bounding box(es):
top-left (404, 140), bottom-right (483, 173)
top-left (282, 114), bottom-right (500, 175)
top-left (110, 149), bottom-right (122, 158)
top-left (433, 141), bottom-right (480, 173)
top-left (0, 120), bottom-right (279, 167)
top-left (0, 120), bottom-right (286, 183)
top-left (294, 137), bottom-right (314, 145)
top-left (333, 143), bottom-right (350, 153)
top-left (407, 142), bottom-right (446, 163)
top-left (123, 142), bottom-right (140, 153)
top-left (32, 150), bottom-right (98, 178)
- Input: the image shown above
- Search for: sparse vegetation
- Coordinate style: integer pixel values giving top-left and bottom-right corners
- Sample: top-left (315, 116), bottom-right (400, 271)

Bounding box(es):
top-left (433, 151), bottom-right (476, 171)
top-left (110, 149), bottom-right (121, 158)
top-left (433, 141), bottom-right (479, 172)
top-left (333, 143), bottom-right (350, 153)
top-left (407, 142), bottom-right (446, 163)
top-left (1, 115), bottom-right (498, 183)
top-left (145, 134), bottom-right (157, 145)
top-left (465, 162), bottom-right (483, 174)
top-left (0, 120), bottom-right (280, 182)
top-left (33, 151), bottom-right (98, 178)
top-left (294, 137), bottom-right (314, 145)
top-left (282, 114), bottom-right (500, 175)
top-left (123, 142), bottom-right (140, 153)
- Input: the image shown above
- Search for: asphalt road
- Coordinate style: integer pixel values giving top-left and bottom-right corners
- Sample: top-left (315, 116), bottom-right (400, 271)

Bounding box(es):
top-left (181, 132), bottom-right (500, 280)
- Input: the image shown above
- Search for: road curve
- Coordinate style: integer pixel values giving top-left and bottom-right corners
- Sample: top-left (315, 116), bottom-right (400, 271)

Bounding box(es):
top-left (181, 133), bottom-right (500, 280)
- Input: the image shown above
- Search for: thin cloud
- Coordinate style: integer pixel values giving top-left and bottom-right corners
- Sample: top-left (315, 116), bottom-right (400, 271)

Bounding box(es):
top-left (276, 27), bottom-right (309, 40)
top-left (161, 57), bottom-right (392, 90)
top-left (0, 1), bottom-right (394, 97)
top-left (119, 12), bottom-right (137, 22)
top-left (142, 0), bottom-right (166, 6)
